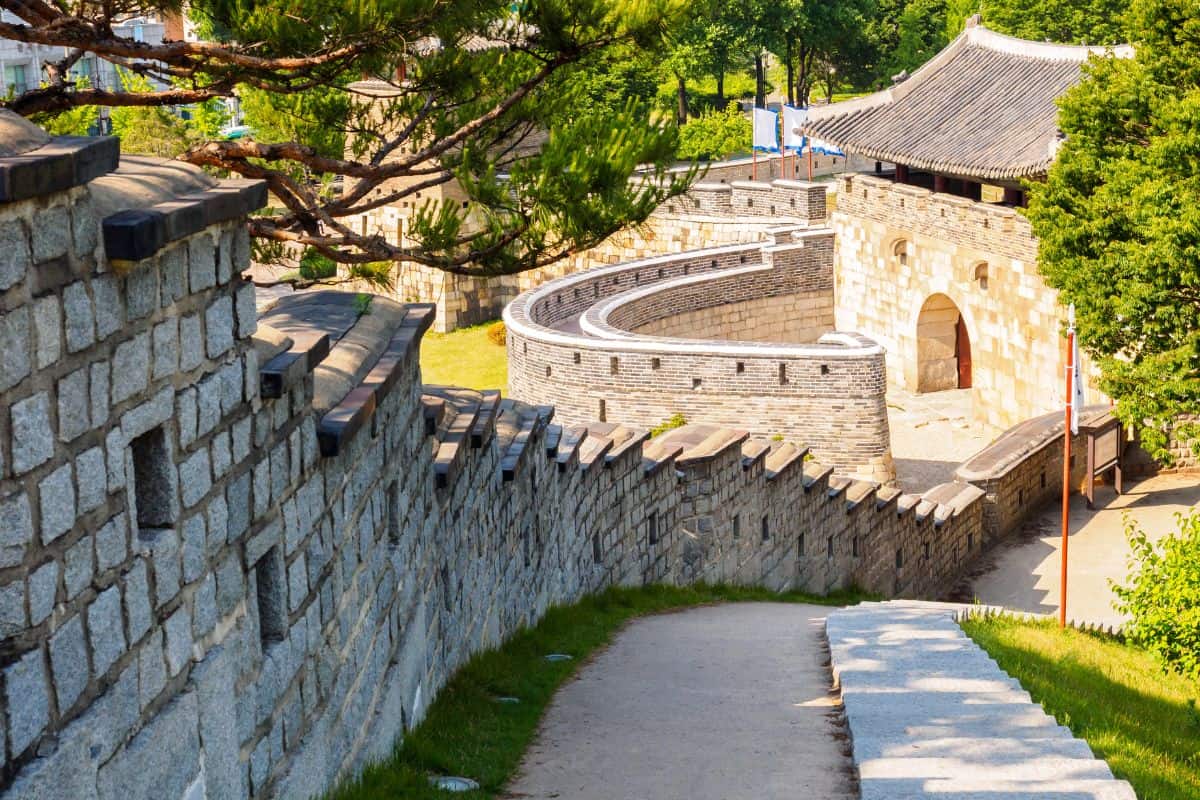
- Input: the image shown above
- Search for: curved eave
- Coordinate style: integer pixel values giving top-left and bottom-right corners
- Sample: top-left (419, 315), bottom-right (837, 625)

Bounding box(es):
top-left (794, 128), bottom-right (1052, 182)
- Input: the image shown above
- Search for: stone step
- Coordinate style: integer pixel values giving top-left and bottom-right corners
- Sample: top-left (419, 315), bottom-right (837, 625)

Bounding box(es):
top-left (828, 601), bottom-right (1138, 800)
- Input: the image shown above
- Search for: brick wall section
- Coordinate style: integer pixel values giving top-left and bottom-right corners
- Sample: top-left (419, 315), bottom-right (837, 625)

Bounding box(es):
top-left (831, 173), bottom-right (1100, 434)
top-left (353, 176), bottom-right (831, 332)
top-left (504, 236), bottom-right (894, 481)
top-left (3, 136), bottom-right (1166, 800)
top-left (631, 291), bottom-right (833, 343)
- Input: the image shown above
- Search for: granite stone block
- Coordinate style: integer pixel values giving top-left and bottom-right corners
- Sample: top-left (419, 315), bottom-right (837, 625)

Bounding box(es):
top-left (189, 234), bottom-right (216, 292)
top-left (151, 318), bottom-right (179, 380)
top-left (163, 604), bottom-right (192, 675)
top-left (179, 449), bottom-right (212, 508)
top-left (63, 281), bottom-right (96, 353)
top-left (0, 218), bottom-right (30, 291)
top-left (235, 282), bottom-right (257, 338)
top-left (179, 313), bottom-right (203, 371)
top-left (90, 361), bottom-right (110, 428)
top-left (11, 392), bottom-right (53, 475)
top-left (95, 513), bottom-right (129, 572)
top-left (205, 296), bottom-right (234, 359)
top-left (0, 578), bottom-right (25, 638)
top-left (0, 491), bottom-right (32, 568)
top-left (64, 537), bottom-right (93, 599)
top-left (76, 446), bottom-right (108, 513)
top-left (88, 584), bottom-right (125, 676)
top-left (58, 366), bottom-right (90, 441)
top-left (136, 630), bottom-right (166, 711)
top-left (27, 560), bottom-right (56, 626)
top-left (5, 647), bottom-right (50, 756)
top-left (177, 388), bottom-right (198, 448)
top-left (0, 306), bottom-right (31, 393)
top-left (32, 205), bottom-right (70, 263)
top-left (124, 559), bottom-right (152, 643)
top-left (50, 613), bottom-right (89, 711)
top-left (30, 296), bottom-right (59, 371)
top-left (92, 274), bottom-right (123, 341)
top-left (39, 462), bottom-right (76, 543)
top-left (111, 332), bottom-right (150, 404)
top-left (125, 265), bottom-right (158, 322)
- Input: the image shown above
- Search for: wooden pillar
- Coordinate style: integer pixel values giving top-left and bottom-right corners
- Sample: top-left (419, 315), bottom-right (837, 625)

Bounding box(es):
top-left (895, 164), bottom-right (909, 183)
top-left (964, 181), bottom-right (982, 202)
top-left (933, 174), bottom-right (948, 194)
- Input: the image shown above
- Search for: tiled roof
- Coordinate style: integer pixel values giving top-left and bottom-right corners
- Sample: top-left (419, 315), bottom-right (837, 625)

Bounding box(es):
top-left (799, 21), bottom-right (1132, 182)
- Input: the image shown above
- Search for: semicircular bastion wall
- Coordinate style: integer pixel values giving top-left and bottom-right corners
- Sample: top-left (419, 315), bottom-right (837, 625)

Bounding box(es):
top-left (504, 208), bottom-right (896, 483)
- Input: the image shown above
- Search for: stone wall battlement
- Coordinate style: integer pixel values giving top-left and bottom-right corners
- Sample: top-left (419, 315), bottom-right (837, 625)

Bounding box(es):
top-left (503, 234), bottom-right (893, 480)
top-left (835, 172), bottom-right (1037, 263)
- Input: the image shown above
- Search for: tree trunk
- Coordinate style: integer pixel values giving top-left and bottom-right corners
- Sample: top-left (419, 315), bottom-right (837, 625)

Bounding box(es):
top-left (754, 53), bottom-right (765, 108)
top-left (785, 38), bottom-right (795, 107)
top-left (716, 70), bottom-right (725, 110)
top-left (674, 71), bottom-right (688, 125)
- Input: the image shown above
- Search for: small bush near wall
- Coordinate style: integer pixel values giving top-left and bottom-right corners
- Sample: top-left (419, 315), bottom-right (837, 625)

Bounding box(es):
top-left (300, 248), bottom-right (339, 280)
top-left (650, 413), bottom-right (687, 438)
top-left (487, 321), bottom-right (507, 346)
top-left (1112, 511), bottom-right (1200, 680)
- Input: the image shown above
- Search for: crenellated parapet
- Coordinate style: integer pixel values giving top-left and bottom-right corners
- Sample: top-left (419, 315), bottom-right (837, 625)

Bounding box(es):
top-left (0, 113), bottom-right (1089, 800)
top-left (504, 230), bottom-right (894, 481)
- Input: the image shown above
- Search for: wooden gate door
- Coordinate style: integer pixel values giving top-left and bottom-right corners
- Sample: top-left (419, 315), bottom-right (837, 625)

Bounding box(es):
top-left (955, 315), bottom-right (972, 389)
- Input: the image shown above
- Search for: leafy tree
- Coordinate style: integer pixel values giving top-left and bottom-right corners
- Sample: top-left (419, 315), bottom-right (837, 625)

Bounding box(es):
top-left (1025, 0), bottom-right (1200, 461)
top-left (676, 104), bottom-right (750, 160)
top-left (1113, 511), bottom-right (1200, 679)
top-left (1, 0), bottom-right (693, 276)
top-left (944, 0), bottom-right (1129, 46)
top-left (773, 0), bottom-right (875, 106)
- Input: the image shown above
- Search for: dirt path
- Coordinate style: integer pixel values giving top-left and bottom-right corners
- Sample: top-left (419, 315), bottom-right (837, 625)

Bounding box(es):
top-left (507, 603), bottom-right (858, 799)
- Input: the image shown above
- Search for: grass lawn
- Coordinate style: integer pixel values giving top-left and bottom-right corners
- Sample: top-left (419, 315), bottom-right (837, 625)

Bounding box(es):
top-left (962, 615), bottom-right (1200, 800)
top-left (326, 584), bottom-right (863, 800)
top-left (420, 320), bottom-right (508, 391)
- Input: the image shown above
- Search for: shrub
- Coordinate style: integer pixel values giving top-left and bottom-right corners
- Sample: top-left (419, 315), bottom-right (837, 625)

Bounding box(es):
top-left (649, 413), bottom-right (687, 438)
top-left (298, 248), bottom-right (338, 281)
top-left (676, 106), bottom-right (751, 162)
top-left (1112, 510), bottom-right (1200, 679)
top-left (486, 321), bottom-right (506, 346)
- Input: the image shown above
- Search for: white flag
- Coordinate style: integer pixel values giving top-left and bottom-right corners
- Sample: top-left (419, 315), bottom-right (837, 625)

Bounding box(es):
top-left (782, 105), bottom-right (807, 151)
top-left (806, 137), bottom-right (845, 157)
top-left (752, 108), bottom-right (779, 153)
top-left (1069, 305), bottom-right (1085, 434)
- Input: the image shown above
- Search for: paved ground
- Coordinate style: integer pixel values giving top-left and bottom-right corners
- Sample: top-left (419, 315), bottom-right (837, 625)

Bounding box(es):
top-left (828, 601), bottom-right (1137, 799)
top-left (886, 387), bottom-right (991, 492)
top-left (508, 603), bottom-right (857, 799)
top-left (969, 472), bottom-right (1200, 628)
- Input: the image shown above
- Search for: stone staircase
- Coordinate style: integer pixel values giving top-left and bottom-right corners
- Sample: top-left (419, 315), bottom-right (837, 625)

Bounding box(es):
top-left (827, 601), bottom-right (1138, 800)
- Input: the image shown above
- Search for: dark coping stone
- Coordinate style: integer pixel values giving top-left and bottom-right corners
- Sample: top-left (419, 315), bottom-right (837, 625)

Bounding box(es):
top-left (260, 333), bottom-right (330, 399)
top-left (102, 178), bottom-right (268, 263)
top-left (317, 385), bottom-right (377, 458)
top-left (0, 136), bottom-right (120, 204)
top-left (314, 304), bottom-right (434, 458)
top-left (103, 209), bottom-right (167, 263)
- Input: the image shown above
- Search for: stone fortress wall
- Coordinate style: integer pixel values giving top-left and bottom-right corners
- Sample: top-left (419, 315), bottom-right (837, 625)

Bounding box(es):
top-left (831, 172), bottom-right (1095, 434)
top-left (0, 123), bottom-right (1087, 800)
top-left (503, 187), bottom-right (897, 483)
top-left (359, 153), bottom-right (864, 332)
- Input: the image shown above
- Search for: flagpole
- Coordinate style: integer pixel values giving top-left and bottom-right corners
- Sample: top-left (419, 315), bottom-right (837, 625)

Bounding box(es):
top-left (752, 147), bottom-right (757, 181)
top-left (1060, 304), bottom-right (1075, 628)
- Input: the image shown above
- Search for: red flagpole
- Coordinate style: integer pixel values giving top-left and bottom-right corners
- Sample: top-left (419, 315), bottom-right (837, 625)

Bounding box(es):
top-left (1060, 312), bottom-right (1075, 627)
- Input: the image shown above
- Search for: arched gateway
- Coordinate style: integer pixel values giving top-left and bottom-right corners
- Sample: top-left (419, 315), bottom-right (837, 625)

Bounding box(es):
top-left (916, 294), bottom-right (972, 392)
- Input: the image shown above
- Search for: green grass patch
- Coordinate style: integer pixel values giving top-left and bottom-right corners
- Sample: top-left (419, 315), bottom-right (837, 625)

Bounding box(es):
top-left (420, 320), bottom-right (508, 391)
top-left (962, 615), bottom-right (1200, 800)
top-left (327, 583), bottom-right (864, 800)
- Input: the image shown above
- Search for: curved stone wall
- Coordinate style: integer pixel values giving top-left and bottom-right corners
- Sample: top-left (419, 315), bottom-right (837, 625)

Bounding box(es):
top-left (504, 232), bottom-right (894, 481)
